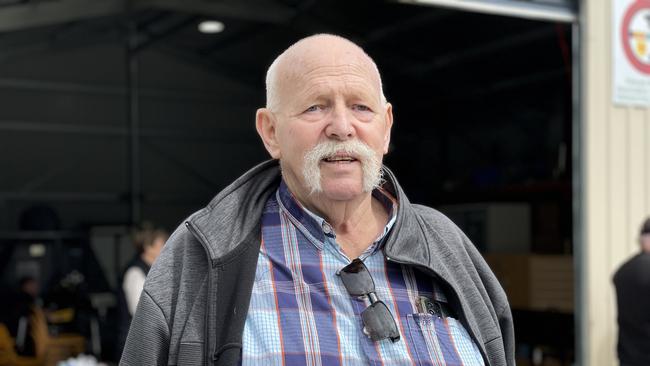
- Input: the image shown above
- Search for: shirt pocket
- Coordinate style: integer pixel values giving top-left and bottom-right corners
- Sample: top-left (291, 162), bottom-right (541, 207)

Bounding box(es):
top-left (405, 313), bottom-right (485, 366)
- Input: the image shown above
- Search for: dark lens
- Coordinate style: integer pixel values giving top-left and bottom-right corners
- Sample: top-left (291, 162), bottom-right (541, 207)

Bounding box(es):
top-left (361, 301), bottom-right (400, 342)
top-left (339, 259), bottom-right (375, 296)
top-left (342, 258), bottom-right (366, 274)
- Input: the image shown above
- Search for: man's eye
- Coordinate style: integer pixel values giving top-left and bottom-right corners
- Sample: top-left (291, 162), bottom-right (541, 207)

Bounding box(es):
top-left (353, 104), bottom-right (371, 112)
top-left (305, 105), bottom-right (322, 113)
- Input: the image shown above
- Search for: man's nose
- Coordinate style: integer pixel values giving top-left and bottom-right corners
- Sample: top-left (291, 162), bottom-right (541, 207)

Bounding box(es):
top-left (325, 105), bottom-right (354, 140)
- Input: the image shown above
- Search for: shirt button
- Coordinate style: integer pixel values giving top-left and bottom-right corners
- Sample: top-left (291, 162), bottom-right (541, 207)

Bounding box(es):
top-left (322, 222), bottom-right (332, 234)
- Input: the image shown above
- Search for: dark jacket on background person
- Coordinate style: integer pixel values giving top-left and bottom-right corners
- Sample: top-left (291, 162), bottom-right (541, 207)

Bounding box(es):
top-left (11, 290), bottom-right (39, 356)
top-left (613, 252), bottom-right (650, 366)
top-left (120, 160), bottom-right (515, 366)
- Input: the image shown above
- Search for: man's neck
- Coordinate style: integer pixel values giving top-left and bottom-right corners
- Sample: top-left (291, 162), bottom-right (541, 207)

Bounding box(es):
top-left (301, 191), bottom-right (389, 259)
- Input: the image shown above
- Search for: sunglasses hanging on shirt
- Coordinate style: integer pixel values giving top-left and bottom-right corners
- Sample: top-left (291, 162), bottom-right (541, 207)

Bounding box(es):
top-left (337, 258), bottom-right (400, 343)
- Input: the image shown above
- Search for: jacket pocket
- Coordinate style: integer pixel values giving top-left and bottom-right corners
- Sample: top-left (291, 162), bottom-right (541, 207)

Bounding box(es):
top-left (178, 342), bottom-right (204, 366)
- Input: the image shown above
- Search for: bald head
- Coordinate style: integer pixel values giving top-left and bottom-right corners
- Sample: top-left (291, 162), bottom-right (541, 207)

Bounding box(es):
top-left (265, 34), bottom-right (386, 112)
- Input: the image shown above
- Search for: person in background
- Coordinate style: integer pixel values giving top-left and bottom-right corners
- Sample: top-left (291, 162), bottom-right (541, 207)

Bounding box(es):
top-left (116, 223), bottom-right (168, 359)
top-left (0, 278), bottom-right (48, 365)
top-left (613, 217), bottom-right (650, 366)
top-left (14, 276), bottom-right (47, 357)
top-left (19, 277), bottom-right (39, 302)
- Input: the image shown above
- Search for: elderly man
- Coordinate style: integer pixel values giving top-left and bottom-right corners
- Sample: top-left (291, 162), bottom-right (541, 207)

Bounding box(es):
top-left (121, 34), bottom-right (514, 366)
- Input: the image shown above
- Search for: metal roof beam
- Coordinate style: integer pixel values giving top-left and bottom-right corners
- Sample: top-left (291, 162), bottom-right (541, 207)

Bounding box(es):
top-left (404, 25), bottom-right (557, 75)
top-left (140, 0), bottom-right (295, 24)
top-left (153, 43), bottom-right (261, 88)
top-left (361, 10), bottom-right (452, 46)
top-left (0, 0), bottom-right (124, 33)
top-left (0, 120), bottom-right (257, 143)
top-left (0, 0), bottom-right (296, 33)
top-left (0, 77), bottom-right (256, 102)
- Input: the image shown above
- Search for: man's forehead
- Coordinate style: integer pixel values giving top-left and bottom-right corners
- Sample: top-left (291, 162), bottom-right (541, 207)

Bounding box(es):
top-left (265, 35), bottom-right (386, 112)
top-left (299, 73), bottom-right (380, 100)
top-left (290, 62), bottom-right (378, 87)
top-left (276, 67), bottom-right (382, 111)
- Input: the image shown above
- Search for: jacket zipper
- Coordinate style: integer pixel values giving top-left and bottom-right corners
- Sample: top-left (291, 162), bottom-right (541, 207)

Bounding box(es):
top-left (185, 221), bottom-right (214, 366)
top-left (385, 256), bottom-right (491, 366)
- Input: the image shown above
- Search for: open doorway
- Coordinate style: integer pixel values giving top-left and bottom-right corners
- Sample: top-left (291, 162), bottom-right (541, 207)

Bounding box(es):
top-left (380, 2), bottom-right (577, 365)
top-left (0, 0), bottom-right (577, 363)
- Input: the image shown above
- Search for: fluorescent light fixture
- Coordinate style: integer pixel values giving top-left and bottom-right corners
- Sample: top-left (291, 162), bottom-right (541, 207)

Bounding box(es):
top-left (198, 20), bottom-right (225, 34)
top-left (29, 243), bottom-right (46, 257)
top-left (399, 0), bottom-right (577, 23)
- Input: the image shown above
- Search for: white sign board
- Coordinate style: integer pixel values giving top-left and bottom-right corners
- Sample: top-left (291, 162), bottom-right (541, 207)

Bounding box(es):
top-left (613, 0), bottom-right (650, 106)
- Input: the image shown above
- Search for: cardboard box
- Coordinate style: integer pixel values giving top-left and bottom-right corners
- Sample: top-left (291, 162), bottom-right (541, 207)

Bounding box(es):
top-left (484, 254), bottom-right (574, 313)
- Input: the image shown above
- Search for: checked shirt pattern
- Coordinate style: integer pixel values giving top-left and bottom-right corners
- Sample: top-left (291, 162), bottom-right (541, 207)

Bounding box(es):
top-left (241, 181), bottom-right (485, 366)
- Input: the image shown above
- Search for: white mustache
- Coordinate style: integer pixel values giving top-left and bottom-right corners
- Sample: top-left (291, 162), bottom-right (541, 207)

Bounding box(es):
top-left (302, 140), bottom-right (383, 195)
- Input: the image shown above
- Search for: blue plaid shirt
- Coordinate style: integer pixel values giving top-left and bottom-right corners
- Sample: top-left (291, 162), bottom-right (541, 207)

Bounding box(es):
top-left (242, 181), bottom-right (485, 365)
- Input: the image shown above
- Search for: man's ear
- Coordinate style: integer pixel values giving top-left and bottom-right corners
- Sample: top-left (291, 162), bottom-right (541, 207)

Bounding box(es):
top-left (382, 103), bottom-right (393, 154)
top-left (256, 108), bottom-right (281, 159)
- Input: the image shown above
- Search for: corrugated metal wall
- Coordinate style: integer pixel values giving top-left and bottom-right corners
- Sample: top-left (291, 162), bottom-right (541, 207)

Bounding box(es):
top-left (582, 0), bottom-right (650, 364)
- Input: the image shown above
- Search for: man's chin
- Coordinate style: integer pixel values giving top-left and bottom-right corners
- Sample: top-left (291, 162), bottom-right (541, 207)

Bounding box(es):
top-left (316, 181), bottom-right (368, 201)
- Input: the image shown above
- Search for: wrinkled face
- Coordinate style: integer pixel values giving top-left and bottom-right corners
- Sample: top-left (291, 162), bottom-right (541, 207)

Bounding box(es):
top-left (261, 53), bottom-right (393, 203)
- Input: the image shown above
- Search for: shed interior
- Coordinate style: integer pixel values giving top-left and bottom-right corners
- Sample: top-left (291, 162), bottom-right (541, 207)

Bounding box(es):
top-left (0, 0), bottom-right (575, 364)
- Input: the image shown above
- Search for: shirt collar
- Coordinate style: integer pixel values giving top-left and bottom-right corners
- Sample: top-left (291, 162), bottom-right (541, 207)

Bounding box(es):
top-left (276, 179), bottom-right (398, 251)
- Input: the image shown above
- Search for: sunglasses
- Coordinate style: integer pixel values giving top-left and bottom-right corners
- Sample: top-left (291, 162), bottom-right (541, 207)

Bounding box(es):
top-left (338, 258), bottom-right (400, 343)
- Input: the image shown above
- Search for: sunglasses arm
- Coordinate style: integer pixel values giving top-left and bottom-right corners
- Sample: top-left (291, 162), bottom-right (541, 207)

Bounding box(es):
top-left (368, 292), bottom-right (379, 303)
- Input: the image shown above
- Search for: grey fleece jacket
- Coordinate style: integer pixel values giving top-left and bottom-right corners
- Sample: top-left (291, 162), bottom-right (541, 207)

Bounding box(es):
top-left (120, 160), bottom-right (515, 366)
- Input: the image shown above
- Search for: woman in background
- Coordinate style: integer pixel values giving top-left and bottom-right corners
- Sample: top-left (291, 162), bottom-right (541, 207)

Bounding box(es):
top-left (116, 222), bottom-right (168, 359)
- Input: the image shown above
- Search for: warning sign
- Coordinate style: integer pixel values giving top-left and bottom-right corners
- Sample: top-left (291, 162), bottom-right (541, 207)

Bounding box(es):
top-left (614, 0), bottom-right (650, 106)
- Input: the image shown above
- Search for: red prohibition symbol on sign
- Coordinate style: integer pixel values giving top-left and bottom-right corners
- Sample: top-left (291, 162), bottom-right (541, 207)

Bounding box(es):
top-left (622, 0), bottom-right (650, 74)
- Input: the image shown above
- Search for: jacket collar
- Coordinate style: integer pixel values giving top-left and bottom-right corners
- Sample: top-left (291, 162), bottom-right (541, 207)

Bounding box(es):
top-left (187, 160), bottom-right (281, 266)
top-left (379, 167), bottom-right (433, 269)
top-left (380, 167), bottom-right (482, 309)
top-left (188, 159), bottom-right (449, 274)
